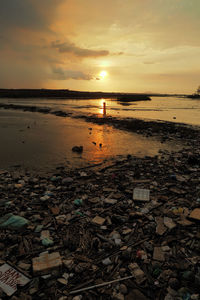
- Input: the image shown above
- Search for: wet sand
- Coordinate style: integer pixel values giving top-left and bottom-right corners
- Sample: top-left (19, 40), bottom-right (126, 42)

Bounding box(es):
top-left (0, 109), bottom-right (178, 173)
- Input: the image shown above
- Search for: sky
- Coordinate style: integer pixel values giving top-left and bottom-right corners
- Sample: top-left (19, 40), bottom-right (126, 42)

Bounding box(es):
top-left (0, 0), bottom-right (200, 93)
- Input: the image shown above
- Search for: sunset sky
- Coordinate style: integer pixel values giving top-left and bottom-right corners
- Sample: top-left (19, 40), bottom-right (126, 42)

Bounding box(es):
top-left (0, 0), bottom-right (200, 93)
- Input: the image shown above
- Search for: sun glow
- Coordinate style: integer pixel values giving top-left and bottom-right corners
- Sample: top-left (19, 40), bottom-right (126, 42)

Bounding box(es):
top-left (99, 70), bottom-right (108, 79)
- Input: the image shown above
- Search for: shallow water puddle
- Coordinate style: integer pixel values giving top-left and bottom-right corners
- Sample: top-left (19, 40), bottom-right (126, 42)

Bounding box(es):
top-left (0, 110), bottom-right (178, 172)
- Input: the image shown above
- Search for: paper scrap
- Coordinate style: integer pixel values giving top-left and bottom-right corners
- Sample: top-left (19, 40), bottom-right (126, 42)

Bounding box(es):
top-left (0, 263), bottom-right (30, 296)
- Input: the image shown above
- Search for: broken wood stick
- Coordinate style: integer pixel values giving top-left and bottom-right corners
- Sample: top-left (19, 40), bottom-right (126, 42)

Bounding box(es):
top-left (69, 275), bottom-right (134, 295)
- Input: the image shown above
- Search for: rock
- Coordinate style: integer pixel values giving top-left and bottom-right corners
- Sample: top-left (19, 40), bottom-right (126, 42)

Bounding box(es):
top-left (29, 287), bottom-right (39, 295)
top-left (72, 296), bottom-right (82, 300)
top-left (63, 259), bottom-right (74, 270)
top-left (79, 172), bottom-right (87, 177)
top-left (129, 263), bottom-right (146, 284)
top-left (168, 277), bottom-right (180, 289)
top-left (57, 278), bottom-right (68, 285)
top-left (113, 292), bottom-right (125, 300)
top-left (40, 195), bottom-right (50, 202)
top-left (18, 262), bottom-right (31, 271)
top-left (161, 246), bottom-right (171, 252)
top-left (40, 230), bottom-right (50, 240)
top-left (189, 208), bottom-right (200, 221)
top-left (50, 206), bottom-right (60, 215)
top-left (144, 241), bottom-right (153, 252)
top-left (153, 247), bottom-right (165, 262)
top-left (155, 217), bottom-right (167, 235)
top-left (92, 216), bottom-right (106, 226)
top-left (119, 284), bottom-right (128, 295)
top-left (62, 177), bottom-right (73, 184)
top-left (114, 238), bottom-right (122, 246)
top-left (177, 216), bottom-right (193, 226)
top-left (104, 198), bottom-right (117, 205)
top-left (102, 258), bottom-right (112, 265)
top-left (164, 294), bottom-right (174, 300)
top-left (163, 217), bottom-right (176, 230)
top-left (72, 146), bottom-right (83, 153)
top-left (125, 289), bottom-right (149, 300)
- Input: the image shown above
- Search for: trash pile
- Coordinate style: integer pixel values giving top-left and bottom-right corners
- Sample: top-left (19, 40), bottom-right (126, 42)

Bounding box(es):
top-left (0, 145), bottom-right (200, 299)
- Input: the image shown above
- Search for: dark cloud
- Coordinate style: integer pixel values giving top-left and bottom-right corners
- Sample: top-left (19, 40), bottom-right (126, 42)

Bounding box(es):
top-left (0, 0), bottom-right (64, 32)
top-left (52, 67), bottom-right (93, 80)
top-left (52, 40), bottom-right (109, 57)
top-left (0, 0), bottom-right (44, 31)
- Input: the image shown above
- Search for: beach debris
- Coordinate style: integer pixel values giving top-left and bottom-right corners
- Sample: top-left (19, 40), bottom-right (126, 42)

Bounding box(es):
top-left (129, 263), bottom-right (146, 284)
top-left (163, 216), bottom-right (176, 230)
top-left (41, 236), bottom-right (54, 247)
top-left (0, 141), bottom-right (199, 299)
top-left (0, 263), bottom-right (30, 296)
top-left (62, 177), bottom-right (73, 184)
top-left (91, 215), bottom-right (106, 226)
top-left (32, 252), bottom-right (62, 275)
top-left (155, 217), bottom-right (167, 235)
top-left (69, 275), bottom-right (134, 295)
top-left (189, 208), bottom-right (200, 221)
top-left (133, 188), bottom-right (150, 202)
top-left (126, 289), bottom-right (149, 300)
top-left (0, 214), bottom-right (28, 230)
top-left (102, 258), bottom-right (112, 265)
top-left (74, 199), bottom-right (83, 206)
top-left (104, 198), bottom-right (117, 205)
top-left (153, 247), bottom-right (165, 262)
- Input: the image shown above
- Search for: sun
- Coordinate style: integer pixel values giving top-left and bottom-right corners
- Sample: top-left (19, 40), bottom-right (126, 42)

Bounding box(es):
top-left (99, 70), bottom-right (108, 79)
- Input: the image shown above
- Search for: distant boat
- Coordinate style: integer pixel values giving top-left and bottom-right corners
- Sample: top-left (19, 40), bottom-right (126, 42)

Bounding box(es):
top-left (117, 94), bottom-right (151, 102)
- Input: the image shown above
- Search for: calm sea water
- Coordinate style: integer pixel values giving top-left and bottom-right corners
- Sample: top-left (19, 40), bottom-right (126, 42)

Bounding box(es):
top-left (0, 96), bottom-right (200, 125)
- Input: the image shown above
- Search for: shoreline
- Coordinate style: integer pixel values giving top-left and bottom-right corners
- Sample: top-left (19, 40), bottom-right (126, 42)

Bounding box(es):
top-left (0, 102), bottom-right (199, 144)
top-left (0, 102), bottom-right (199, 175)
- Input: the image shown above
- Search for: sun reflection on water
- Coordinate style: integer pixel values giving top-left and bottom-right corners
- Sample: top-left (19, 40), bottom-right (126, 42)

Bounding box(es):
top-left (87, 125), bottom-right (111, 163)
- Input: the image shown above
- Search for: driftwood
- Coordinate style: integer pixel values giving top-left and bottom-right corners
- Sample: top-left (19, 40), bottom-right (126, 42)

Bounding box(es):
top-left (69, 275), bottom-right (134, 295)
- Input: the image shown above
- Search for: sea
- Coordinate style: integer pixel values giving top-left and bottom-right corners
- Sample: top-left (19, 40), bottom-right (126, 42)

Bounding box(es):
top-left (0, 96), bottom-right (199, 172)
